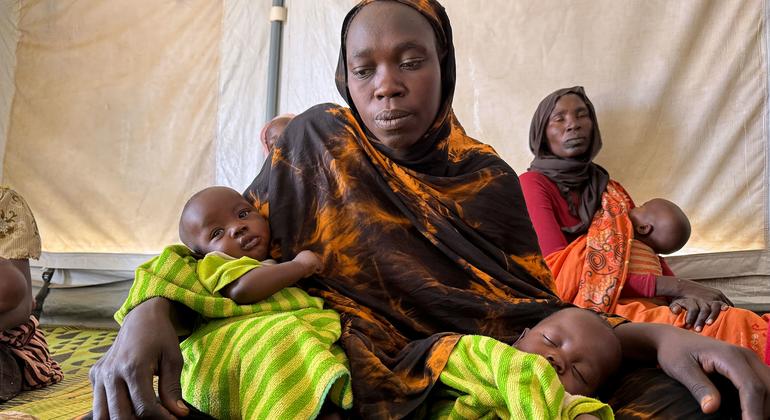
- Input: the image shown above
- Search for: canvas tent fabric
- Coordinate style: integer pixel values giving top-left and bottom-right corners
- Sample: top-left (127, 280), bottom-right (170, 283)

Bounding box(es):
top-left (0, 0), bottom-right (767, 289)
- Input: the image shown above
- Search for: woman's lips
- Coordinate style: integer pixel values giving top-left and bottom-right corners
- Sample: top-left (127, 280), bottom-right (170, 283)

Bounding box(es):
top-left (563, 137), bottom-right (587, 148)
top-left (374, 109), bottom-right (412, 130)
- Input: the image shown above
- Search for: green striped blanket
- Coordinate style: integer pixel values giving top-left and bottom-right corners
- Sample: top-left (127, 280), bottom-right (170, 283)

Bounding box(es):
top-left (435, 335), bottom-right (614, 420)
top-left (116, 245), bottom-right (352, 419)
top-left (117, 245), bottom-right (611, 419)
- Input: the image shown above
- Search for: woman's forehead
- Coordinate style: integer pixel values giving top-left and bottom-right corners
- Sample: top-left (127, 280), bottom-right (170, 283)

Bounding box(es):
top-left (345, 1), bottom-right (436, 56)
top-left (553, 94), bottom-right (587, 111)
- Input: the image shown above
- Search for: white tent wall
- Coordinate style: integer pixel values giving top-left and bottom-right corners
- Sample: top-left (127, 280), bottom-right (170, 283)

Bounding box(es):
top-left (1, 1), bottom-right (271, 285)
top-left (0, 1), bottom-right (767, 305)
top-left (278, 0), bottom-right (770, 288)
top-left (0, 0), bottom-right (19, 177)
top-left (217, 1), bottom-right (271, 193)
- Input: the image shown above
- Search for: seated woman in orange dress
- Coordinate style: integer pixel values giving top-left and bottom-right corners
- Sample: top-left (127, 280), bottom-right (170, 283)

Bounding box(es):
top-left (520, 86), bottom-right (769, 363)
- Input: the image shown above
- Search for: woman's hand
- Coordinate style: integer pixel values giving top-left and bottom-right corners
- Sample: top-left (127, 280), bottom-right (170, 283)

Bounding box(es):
top-left (616, 322), bottom-right (770, 420)
top-left (89, 297), bottom-right (190, 419)
top-left (655, 276), bottom-right (734, 331)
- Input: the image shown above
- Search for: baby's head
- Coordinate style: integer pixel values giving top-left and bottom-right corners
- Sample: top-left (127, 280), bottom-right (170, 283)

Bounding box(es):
top-left (514, 307), bottom-right (622, 396)
top-left (260, 114), bottom-right (295, 154)
top-left (628, 198), bottom-right (691, 254)
top-left (179, 186), bottom-right (270, 260)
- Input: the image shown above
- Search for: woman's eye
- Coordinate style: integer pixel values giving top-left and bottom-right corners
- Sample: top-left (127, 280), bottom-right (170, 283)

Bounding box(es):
top-left (238, 209), bottom-right (249, 219)
top-left (400, 59), bottom-right (424, 70)
top-left (210, 229), bottom-right (223, 240)
top-left (351, 68), bottom-right (373, 79)
top-left (551, 116), bottom-right (564, 123)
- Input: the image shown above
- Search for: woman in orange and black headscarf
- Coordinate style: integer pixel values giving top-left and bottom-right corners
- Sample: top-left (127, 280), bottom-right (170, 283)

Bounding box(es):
top-left (520, 86), bottom-right (769, 363)
top-left (90, 2), bottom-right (770, 419)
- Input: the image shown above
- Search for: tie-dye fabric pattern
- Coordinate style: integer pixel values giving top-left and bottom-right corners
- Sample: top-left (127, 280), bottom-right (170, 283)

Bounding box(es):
top-left (245, 102), bottom-right (569, 417)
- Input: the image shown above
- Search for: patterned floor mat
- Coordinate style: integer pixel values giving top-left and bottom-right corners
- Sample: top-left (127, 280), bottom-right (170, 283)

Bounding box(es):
top-left (0, 326), bottom-right (117, 419)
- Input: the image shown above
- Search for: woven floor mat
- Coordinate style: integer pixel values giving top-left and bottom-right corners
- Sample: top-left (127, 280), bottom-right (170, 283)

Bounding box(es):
top-left (0, 326), bottom-right (117, 419)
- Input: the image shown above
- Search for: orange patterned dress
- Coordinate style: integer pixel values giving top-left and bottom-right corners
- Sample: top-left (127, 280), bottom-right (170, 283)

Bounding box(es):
top-left (546, 181), bottom-right (769, 362)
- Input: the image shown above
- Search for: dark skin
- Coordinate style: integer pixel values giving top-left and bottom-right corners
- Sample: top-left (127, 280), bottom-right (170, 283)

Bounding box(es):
top-left (0, 259), bottom-right (33, 331)
top-left (548, 94), bottom-right (733, 332)
top-left (345, 1), bottom-right (442, 157)
top-left (515, 308), bottom-right (622, 397)
top-left (179, 187), bottom-right (321, 304)
top-left (261, 116), bottom-right (292, 154)
top-left (546, 94), bottom-right (593, 159)
top-left (89, 3), bottom-right (770, 419)
top-left (630, 198), bottom-right (733, 331)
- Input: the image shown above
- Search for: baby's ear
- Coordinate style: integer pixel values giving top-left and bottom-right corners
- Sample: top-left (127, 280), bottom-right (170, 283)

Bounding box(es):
top-left (513, 328), bottom-right (530, 345)
top-left (635, 223), bottom-right (653, 236)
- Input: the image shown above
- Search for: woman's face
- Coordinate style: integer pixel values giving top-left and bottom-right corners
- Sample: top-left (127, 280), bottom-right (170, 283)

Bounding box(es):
top-left (345, 1), bottom-right (442, 152)
top-left (545, 94), bottom-right (593, 159)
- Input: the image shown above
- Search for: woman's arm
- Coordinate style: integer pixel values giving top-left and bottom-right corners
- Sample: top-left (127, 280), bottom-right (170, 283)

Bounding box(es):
top-left (89, 297), bottom-right (194, 419)
top-left (519, 172), bottom-right (570, 256)
top-left (220, 251), bottom-right (322, 304)
top-left (615, 322), bottom-right (770, 419)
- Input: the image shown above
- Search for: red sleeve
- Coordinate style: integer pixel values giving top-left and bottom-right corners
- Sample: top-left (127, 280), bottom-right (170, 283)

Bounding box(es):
top-left (519, 172), bottom-right (569, 256)
top-left (621, 273), bottom-right (657, 297)
top-left (659, 256), bottom-right (675, 276)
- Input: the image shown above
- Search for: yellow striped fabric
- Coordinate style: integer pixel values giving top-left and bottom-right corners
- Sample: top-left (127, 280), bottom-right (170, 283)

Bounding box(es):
top-left (436, 335), bottom-right (614, 420)
top-left (116, 245), bottom-right (352, 419)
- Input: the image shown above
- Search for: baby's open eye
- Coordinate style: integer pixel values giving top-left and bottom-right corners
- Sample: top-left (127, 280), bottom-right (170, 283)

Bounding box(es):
top-left (210, 228), bottom-right (224, 240)
top-left (238, 209), bottom-right (250, 219)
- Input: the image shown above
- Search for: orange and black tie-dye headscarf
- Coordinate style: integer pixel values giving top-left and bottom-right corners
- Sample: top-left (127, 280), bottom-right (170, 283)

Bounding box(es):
top-left (245, 0), bottom-right (568, 417)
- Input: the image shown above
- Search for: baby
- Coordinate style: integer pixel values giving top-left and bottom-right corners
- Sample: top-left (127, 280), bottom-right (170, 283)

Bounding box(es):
top-left (628, 198), bottom-right (691, 255)
top-left (260, 114), bottom-right (295, 155)
top-left (515, 307), bottom-right (622, 398)
top-left (178, 186), bottom-right (321, 304)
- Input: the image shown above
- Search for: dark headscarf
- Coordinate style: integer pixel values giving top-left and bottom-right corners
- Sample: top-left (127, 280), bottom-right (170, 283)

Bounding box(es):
top-left (246, 1), bottom-right (569, 416)
top-left (334, 0), bottom-right (458, 169)
top-left (243, 5), bottom-right (737, 418)
top-left (528, 86), bottom-right (610, 235)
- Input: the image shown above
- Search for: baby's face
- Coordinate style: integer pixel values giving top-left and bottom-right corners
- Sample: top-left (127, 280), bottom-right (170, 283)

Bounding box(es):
top-left (182, 187), bottom-right (270, 260)
top-left (515, 308), bottom-right (621, 396)
top-left (263, 118), bottom-right (291, 153)
top-left (628, 198), bottom-right (690, 254)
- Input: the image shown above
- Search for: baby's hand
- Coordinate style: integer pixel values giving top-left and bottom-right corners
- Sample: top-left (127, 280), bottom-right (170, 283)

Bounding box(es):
top-left (293, 250), bottom-right (322, 277)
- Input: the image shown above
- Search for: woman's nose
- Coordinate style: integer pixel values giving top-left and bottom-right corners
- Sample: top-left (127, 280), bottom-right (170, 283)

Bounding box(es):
top-left (565, 115), bottom-right (581, 131)
top-left (374, 66), bottom-right (405, 99)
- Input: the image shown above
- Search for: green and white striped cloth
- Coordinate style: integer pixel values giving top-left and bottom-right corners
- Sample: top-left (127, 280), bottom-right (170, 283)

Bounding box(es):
top-left (117, 246), bottom-right (610, 419)
top-left (434, 335), bottom-right (614, 420)
top-left (115, 245), bottom-right (352, 419)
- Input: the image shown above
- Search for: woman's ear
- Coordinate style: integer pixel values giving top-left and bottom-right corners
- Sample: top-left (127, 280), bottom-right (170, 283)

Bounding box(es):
top-left (635, 223), bottom-right (653, 236)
